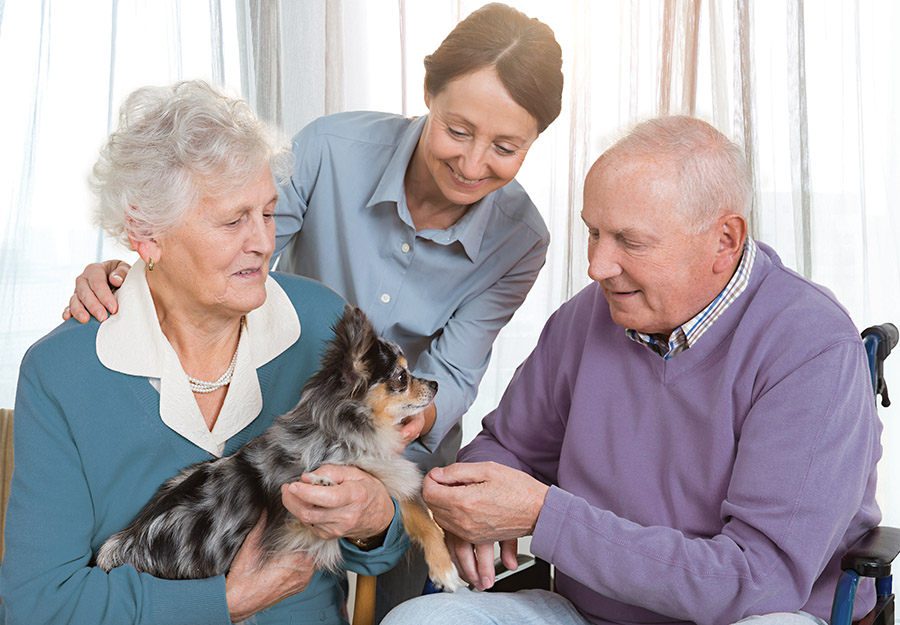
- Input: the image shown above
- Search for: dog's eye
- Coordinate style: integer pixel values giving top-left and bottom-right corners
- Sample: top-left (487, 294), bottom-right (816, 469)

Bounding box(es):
top-left (395, 371), bottom-right (408, 387)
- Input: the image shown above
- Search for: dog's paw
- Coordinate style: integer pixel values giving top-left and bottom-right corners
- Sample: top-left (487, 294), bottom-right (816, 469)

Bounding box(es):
top-left (306, 472), bottom-right (336, 487)
top-left (428, 564), bottom-right (465, 593)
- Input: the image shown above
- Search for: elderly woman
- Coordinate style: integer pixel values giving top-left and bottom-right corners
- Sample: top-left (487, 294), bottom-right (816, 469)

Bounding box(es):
top-left (0, 80), bottom-right (408, 625)
top-left (64, 3), bottom-right (564, 618)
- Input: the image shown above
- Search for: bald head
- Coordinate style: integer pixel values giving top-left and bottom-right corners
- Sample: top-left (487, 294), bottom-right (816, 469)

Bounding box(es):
top-left (589, 116), bottom-right (752, 234)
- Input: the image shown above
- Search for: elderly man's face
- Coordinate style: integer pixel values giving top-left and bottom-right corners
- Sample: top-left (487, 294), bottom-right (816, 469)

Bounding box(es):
top-left (582, 157), bottom-right (726, 338)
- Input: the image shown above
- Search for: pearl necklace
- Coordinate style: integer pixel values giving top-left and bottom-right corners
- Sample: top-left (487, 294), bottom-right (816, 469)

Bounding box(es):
top-left (188, 348), bottom-right (238, 393)
top-left (188, 321), bottom-right (242, 393)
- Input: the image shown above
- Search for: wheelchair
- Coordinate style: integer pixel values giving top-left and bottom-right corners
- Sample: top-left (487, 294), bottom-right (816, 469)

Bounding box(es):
top-left (828, 323), bottom-right (900, 625)
top-left (485, 323), bottom-right (900, 625)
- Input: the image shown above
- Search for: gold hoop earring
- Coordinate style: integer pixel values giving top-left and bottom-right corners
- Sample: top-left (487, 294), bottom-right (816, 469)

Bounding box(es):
top-left (148, 257), bottom-right (154, 271)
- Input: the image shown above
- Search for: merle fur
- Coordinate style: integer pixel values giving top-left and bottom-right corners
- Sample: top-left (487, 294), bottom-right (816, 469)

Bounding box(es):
top-left (96, 305), bottom-right (436, 580)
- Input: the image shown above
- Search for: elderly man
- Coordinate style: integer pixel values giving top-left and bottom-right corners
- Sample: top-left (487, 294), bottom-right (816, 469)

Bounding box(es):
top-left (382, 116), bottom-right (882, 625)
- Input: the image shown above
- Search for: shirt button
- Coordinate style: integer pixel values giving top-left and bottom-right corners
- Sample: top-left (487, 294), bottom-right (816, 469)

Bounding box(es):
top-left (380, 293), bottom-right (391, 304)
top-left (401, 243), bottom-right (411, 253)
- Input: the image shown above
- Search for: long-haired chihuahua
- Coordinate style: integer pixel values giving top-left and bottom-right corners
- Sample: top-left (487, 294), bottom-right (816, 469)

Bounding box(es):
top-left (97, 305), bottom-right (462, 591)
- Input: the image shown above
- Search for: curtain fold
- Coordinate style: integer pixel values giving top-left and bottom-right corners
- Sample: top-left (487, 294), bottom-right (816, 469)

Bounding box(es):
top-left (324, 0), bottom-right (344, 115)
top-left (238, 0), bottom-right (282, 128)
top-left (563, 0), bottom-right (591, 302)
top-left (735, 0), bottom-right (760, 240)
top-left (850, 1), bottom-right (871, 305)
top-left (786, 0), bottom-right (811, 279)
top-left (209, 0), bottom-right (226, 86)
top-left (658, 0), bottom-right (701, 116)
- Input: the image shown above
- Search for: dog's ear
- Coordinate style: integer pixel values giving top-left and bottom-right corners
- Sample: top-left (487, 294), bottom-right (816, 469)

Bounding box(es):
top-left (331, 305), bottom-right (377, 399)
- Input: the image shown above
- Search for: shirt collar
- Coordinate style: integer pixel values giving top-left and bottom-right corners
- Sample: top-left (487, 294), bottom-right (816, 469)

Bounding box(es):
top-left (366, 114), bottom-right (492, 263)
top-left (626, 238), bottom-right (758, 359)
top-left (96, 260), bottom-right (300, 456)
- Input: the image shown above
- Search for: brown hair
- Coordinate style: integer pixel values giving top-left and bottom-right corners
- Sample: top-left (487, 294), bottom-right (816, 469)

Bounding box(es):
top-left (423, 3), bottom-right (563, 134)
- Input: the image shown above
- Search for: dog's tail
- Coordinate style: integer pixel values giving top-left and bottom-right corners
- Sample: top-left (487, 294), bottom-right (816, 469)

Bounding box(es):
top-left (96, 525), bottom-right (172, 577)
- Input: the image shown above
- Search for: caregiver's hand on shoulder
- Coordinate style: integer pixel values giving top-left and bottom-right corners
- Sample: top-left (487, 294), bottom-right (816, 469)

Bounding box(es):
top-left (62, 259), bottom-right (130, 323)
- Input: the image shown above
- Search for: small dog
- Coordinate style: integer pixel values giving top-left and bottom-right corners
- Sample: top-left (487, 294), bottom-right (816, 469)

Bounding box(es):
top-left (97, 305), bottom-right (462, 591)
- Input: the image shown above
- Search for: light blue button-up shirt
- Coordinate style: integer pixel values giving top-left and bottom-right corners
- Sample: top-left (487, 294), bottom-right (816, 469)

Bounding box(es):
top-left (273, 111), bottom-right (549, 464)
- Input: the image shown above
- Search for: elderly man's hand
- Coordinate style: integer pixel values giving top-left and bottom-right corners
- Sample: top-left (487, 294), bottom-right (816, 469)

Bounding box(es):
top-left (281, 464), bottom-right (394, 543)
top-left (423, 462), bottom-right (550, 589)
top-left (424, 462), bottom-right (549, 542)
top-left (443, 531), bottom-right (520, 590)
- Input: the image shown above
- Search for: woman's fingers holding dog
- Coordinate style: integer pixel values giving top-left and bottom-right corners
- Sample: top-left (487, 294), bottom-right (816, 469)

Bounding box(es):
top-left (64, 260), bottom-right (130, 323)
top-left (226, 513), bottom-right (318, 621)
top-left (282, 465), bottom-right (394, 542)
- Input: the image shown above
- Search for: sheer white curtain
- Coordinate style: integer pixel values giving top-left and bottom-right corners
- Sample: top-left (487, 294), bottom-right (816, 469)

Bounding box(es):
top-left (1, 0), bottom-right (897, 528)
top-left (0, 0), bottom-right (348, 405)
top-left (0, 0), bottom-right (243, 405)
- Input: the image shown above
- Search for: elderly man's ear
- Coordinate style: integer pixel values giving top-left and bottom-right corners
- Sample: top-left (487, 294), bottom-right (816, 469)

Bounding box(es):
top-left (712, 214), bottom-right (748, 275)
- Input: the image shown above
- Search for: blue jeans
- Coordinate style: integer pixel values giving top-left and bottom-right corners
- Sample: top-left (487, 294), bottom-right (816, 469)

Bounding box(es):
top-left (380, 588), bottom-right (830, 625)
top-left (381, 588), bottom-right (592, 625)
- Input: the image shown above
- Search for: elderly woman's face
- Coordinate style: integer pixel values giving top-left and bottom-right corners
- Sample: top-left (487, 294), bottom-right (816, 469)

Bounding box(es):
top-left (419, 66), bottom-right (539, 207)
top-left (153, 167), bottom-right (278, 320)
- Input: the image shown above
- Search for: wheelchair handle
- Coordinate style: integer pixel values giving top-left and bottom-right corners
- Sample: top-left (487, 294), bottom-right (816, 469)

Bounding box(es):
top-left (863, 323), bottom-right (898, 355)
top-left (862, 323), bottom-right (897, 408)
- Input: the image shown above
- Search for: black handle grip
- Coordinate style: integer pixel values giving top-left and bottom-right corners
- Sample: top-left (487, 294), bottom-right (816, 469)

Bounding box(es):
top-left (862, 323), bottom-right (897, 408)
top-left (863, 323), bottom-right (898, 357)
top-left (883, 323), bottom-right (899, 351)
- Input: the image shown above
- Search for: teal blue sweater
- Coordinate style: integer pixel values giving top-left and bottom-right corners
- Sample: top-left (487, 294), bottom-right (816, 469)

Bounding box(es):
top-left (0, 273), bottom-right (410, 625)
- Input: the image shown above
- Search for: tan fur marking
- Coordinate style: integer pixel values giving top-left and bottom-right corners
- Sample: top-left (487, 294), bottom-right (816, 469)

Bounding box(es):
top-left (399, 500), bottom-right (458, 587)
top-left (365, 385), bottom-right (396, 426)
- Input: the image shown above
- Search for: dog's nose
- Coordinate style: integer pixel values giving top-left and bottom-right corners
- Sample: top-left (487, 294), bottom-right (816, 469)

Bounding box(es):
top-left (428, 380), bottom-right (438, 393)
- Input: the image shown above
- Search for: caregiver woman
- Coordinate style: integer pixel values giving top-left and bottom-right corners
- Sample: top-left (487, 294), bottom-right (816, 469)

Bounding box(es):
top-left (2, 80), bottom-right (408, 625)
top-left (63, 3), bottom-right (564, 617)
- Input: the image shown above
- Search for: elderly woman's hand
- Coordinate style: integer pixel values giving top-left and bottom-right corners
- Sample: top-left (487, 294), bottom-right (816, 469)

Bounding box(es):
top-left (63, 260), bottom-right (131, 323)
top-left (281, 465), bottom-right (394, 544)
top-left (225, 513), bottom-right (318, 621)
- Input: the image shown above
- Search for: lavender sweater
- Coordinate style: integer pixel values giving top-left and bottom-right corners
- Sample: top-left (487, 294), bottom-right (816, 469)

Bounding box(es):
top-left (460, 242), bottom-right (882, 625)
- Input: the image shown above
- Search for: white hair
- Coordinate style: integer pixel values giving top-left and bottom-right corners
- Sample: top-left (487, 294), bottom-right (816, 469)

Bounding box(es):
top-left (91, 80), bottom-right (292, 248)
top-left (599, 115), bottom-right (751, 233)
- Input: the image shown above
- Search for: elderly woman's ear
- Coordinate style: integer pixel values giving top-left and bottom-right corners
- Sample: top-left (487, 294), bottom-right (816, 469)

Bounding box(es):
top-left (128, 235), bottom-right (162, 270)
